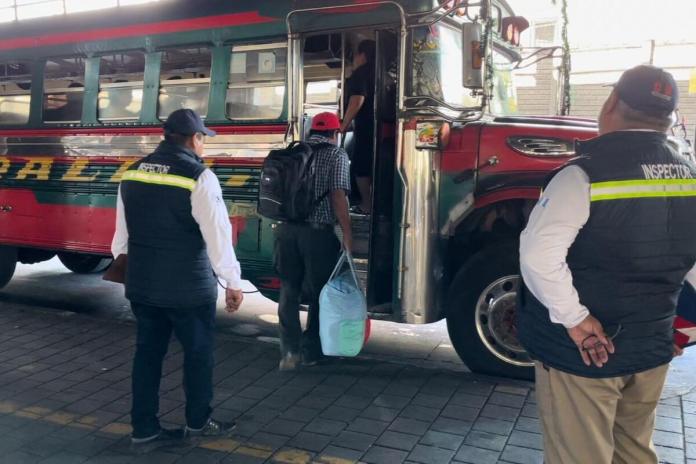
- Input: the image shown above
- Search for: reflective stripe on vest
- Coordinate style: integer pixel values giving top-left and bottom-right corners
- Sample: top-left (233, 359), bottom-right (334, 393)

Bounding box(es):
top-left (121, 170), bottom-right (196, 191)
top-left (591, 179), bottom-right (696, 202)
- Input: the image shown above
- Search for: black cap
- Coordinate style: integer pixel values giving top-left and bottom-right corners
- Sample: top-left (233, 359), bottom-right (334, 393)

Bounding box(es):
top-left (614, 65), bottom-right (679, 117)
top-left (163, 108), bottom-right (216, 137)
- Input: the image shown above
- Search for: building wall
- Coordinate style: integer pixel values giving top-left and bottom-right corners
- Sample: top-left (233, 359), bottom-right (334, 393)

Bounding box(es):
top-left (515, 23), bottom-right (696, 146)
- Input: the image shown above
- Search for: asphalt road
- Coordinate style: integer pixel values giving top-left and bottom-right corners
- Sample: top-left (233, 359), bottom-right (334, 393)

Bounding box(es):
top-left (2, 257), bottom-right (694, 398)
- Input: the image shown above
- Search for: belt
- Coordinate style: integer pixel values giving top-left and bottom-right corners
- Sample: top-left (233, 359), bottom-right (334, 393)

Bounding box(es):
top-left (279, 221), bottom-right (334, 231)
top-left (307, 222), bottom-right (334, 231)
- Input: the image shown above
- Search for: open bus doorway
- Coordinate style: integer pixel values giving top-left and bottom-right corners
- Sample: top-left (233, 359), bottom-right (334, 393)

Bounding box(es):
top-left (300, 28), bottom-right (398, 313)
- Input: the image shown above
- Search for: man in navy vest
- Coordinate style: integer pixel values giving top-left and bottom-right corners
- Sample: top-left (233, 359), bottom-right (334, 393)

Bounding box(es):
top-left (518, 65), bottom-right (696, 463)
top-left (111, 109), bottom-right (244, 452)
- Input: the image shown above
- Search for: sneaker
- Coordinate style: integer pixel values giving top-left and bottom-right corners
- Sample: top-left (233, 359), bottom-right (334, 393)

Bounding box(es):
top-left (185, 418), bottom-right (236, 439)
top-left (278, 352), bottom-right (301, 371)
top-left (130, 428), bottom-right (184, 454)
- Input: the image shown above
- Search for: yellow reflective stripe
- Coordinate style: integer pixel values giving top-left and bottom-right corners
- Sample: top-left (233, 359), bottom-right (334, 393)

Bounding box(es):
top-left (121, 170), bottom-right (196, 191)
top-left (592, 179), bottom-right (696, 188)
top-left (591, 179), bottom-right (696, 202)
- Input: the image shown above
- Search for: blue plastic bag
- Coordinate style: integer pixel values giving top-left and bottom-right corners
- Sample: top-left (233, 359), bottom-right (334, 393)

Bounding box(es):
top-left (319, 251), bottom-right (367, 356)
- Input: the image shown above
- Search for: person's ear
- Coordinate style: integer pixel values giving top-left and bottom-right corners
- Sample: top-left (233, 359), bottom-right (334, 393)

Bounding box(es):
top-left (604, 90), bottom-right (620, 115)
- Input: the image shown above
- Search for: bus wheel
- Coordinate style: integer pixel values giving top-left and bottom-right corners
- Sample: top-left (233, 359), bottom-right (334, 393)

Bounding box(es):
top-left (58, 253), bottom-right (112, 274)
top-left (446, 243), bottom-right (534, 380)
top-left (0, 246), bottom-right (17, 289)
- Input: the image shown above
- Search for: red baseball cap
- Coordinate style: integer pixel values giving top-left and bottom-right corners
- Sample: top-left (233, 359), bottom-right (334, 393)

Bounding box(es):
top-left (311, 112), bottom-right (341, 131)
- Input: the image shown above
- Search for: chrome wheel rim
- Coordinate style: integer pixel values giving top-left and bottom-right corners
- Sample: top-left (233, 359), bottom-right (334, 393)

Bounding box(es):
top-left (474, 275), bottom-right (533, 367)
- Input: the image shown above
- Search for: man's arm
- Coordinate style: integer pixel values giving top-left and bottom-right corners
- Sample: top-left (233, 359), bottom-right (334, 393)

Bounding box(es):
top-left (340, 95), bottom-right (365, 134)
top-left (330, 150), bottom-right (353, 251)
top-left (520, 166), bottom-right (591, 327)
top-left (520, 165), bottom-right (613, 367)
top-left (331, 190), bottom-right (352, 252)
top-left (191, 169), bottom-right (243, 311)
top-left (110, 185), bottom-right (128, 257)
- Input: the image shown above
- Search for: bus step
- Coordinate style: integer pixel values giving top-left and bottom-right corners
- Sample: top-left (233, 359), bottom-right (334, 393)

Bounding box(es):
top-left (350, 212), bottom-right (371, 257)
top-left (353, 257), bottom-right (368, 294)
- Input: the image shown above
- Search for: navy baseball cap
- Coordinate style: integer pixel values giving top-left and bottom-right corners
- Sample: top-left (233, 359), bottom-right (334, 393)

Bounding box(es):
top-left (163, 108), bottom-right (216, 137)
top-left (614, 65), bottom-right (679, 117)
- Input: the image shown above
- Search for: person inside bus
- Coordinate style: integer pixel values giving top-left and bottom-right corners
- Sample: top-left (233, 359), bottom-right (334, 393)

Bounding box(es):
top-left (111, 108), bottom-right (244, 451)
top-left (44, 81), bottom-right (83, 122)
top-left (340, 40), bottom-right (376, 215)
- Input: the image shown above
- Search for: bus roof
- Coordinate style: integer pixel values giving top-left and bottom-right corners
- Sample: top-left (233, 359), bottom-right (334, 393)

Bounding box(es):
top-left (0, 0), bottom-right (434, 59)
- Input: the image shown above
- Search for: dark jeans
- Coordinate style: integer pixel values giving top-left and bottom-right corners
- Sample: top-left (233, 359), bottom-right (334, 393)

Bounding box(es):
top-left (130, 302), bottom-right (216, 438)
top-left (274, 223), bottom-right (340, 356)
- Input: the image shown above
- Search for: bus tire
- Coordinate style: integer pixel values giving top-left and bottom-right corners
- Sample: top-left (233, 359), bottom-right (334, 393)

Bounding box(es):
top-left (446, 243), bottom-right (534, 380)
top-left (0, 246), bottom-right (17, 289)
top-left (58, 253), bottom-right (112, 274)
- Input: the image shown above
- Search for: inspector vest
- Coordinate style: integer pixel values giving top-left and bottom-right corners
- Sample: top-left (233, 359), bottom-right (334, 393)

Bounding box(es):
top-left (120, 141), bottom-right (217, 308)
top-left (519, 131), bottom-right (696, 378)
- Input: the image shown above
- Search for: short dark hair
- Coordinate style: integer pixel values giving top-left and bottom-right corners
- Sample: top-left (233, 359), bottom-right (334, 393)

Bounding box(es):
top-left (164, 130), bottom-right (194, 146)
top-left (617, 99), bottom-right (673, 132)
top-left (309, 129), bottom-right (338, 138)
top-left (358, 40), bottom-right (376, 63)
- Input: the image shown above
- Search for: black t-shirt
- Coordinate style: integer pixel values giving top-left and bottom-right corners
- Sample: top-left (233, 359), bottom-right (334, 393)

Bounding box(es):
top-left (346, 63), bottom-right (375, 132)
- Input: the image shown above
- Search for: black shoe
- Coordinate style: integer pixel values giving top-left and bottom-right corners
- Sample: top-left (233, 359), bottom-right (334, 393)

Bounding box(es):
top-left (130, 428), bottom-right (184, 454)
top-left (301, 348), bottom-right (324, 366)
top-left (185, 418), bottom-right (236, 439)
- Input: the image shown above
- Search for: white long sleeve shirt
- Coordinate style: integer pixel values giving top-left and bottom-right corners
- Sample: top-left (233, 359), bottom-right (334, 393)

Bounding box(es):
top-left (520, 165), bottom-right (696, 328)
top-left (111, 169), bottom-right (243, 290)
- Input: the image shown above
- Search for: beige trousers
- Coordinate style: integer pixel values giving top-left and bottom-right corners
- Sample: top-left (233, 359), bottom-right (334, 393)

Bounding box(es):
top-left (535, 362), bottom-right (669, 464)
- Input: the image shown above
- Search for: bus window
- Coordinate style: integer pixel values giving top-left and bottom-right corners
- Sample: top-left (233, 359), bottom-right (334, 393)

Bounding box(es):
top-left (226, 44), bottom-right (286, 121)
top-left (43, 57), bottom-right (85, 123)
top-left (98, 51), bottom-right (145, 122)
top-left (158, 47), bottom-right (211, 119)
top-left (0, 61), bottom-right (31, 125)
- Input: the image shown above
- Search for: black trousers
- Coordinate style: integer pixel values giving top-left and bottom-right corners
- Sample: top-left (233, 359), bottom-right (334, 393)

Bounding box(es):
top-left (130, 302), bottom-right (216, 438)
top-left (274, 223), bottom-right (340, 356)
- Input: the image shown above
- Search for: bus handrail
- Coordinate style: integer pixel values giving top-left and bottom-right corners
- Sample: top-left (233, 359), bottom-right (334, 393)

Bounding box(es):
top-left (407, 1), bottom-right (485, 28)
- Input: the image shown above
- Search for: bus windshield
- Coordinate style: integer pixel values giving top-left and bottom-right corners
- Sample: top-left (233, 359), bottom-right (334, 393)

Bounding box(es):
top-left (409, 22), bottom-right (483, 116)
top-left (489, 47), bottom-right (520, 116)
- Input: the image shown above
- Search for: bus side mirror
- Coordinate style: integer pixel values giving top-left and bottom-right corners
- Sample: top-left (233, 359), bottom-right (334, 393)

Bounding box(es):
top-left (462, 23), bottom-right (484, 90)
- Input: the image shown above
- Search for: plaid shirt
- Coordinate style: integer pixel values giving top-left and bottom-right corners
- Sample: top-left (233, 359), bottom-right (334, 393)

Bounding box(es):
top-left (307, 135), bottom-right (351, 225)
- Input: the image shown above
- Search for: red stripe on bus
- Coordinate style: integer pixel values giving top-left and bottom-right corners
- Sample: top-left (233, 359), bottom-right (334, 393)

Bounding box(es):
top-left (0, 125), bottom-right (287, 137)
top-left (0, 12), bottom-right (276, 51)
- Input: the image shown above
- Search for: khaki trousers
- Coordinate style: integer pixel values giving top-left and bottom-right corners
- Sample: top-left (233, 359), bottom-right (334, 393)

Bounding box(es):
top-left (535, 362), bottom-right (669, 464)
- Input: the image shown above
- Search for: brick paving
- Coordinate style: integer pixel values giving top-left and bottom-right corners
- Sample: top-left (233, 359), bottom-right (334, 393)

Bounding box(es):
top-left (0, 304), bottom-right (692, 463)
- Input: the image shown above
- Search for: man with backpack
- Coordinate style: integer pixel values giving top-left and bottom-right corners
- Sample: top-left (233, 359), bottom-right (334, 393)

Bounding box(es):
top-left (271, 112), bottom-right (352, 371)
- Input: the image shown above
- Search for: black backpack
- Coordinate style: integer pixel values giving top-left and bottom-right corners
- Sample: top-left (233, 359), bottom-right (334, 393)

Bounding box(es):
top-left (258, 141), bottom-right (332, 222)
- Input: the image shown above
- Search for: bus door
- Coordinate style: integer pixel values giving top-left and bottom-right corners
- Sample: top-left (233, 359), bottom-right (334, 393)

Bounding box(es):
top-left (366, 29), bottom-right (398, 311)
top-left (299, 28), bottom-right (398, 314)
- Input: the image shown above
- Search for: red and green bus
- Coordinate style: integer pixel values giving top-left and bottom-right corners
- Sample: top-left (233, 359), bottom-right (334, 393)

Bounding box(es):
top-left (0, 0), bottom-right (605, 379)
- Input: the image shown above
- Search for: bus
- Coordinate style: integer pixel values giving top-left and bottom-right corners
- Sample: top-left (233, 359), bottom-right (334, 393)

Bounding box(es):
top-left (0, 0), bottom-right (600, 379)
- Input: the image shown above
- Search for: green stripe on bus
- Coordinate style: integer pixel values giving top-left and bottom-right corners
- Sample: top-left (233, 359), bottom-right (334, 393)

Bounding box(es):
top-left (121, 170), bottom-right (196, 191)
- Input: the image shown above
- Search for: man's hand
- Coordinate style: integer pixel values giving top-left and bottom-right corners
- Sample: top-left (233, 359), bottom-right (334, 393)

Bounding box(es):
top-left (673, 343), bottom-right (684, 357)
top-left (225, 288), bottom-right (243, 313)
top-left (343, 233), bottom-right (353, 254)
top-left (566, 315), bottom-right (615, 368)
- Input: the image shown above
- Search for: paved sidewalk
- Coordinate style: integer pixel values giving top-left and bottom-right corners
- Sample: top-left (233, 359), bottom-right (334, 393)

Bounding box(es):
top-left (0, 304), bottom-right (693, 464)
